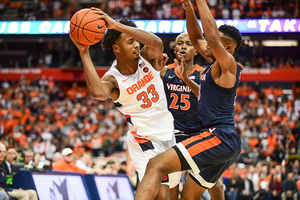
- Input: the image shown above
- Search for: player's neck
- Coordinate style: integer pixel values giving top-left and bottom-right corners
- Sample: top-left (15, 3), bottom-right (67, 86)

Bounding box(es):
top-left (186, 61), bottom-right (194, 74)
top-left (116, 59), bottom-right (139, 75)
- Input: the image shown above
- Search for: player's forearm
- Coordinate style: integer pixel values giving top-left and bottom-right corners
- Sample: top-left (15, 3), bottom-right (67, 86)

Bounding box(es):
top-left (182, 77), bottom-right (199, 97)
top-left (115, 22), bottom-right (163, 53)
top-left (195, 0), bottom-right (221, 46)
top-left (185, 4), bottom-right (204, 47)
top-left (80, 50), bottom-right (109, 100)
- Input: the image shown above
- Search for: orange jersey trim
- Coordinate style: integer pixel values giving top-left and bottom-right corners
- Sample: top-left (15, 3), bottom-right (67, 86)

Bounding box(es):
top-left (134, 137), bottom-right (151, 145)
top-left (182, 131), bottom-right (222, 157)
top-left (167, 63), bottom-right (202, 80)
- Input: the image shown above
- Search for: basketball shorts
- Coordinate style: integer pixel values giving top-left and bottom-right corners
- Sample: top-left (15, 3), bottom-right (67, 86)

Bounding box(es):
top-left (174, 129), bottom-right (199, 143)
top-left (173, 125), bottom-right (241, 188)
top-left (127, 132), bottom-right (180, 188)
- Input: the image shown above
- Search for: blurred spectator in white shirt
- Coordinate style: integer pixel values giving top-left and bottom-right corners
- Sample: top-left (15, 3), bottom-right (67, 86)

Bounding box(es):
top-left (75, 152), bottom-right (93, 170)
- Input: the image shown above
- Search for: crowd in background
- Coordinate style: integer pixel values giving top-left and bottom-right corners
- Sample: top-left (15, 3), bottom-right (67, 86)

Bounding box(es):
top-left (2, 39), bottom-right (300, 69)
top-left (0, 75), bottom-right (300, 199)
top-left (0, 0), bottom-right (299, 20)
top-left (1, 0), bottom-right (300, 69)
top-left (0, 0), bottom-right (299, 199)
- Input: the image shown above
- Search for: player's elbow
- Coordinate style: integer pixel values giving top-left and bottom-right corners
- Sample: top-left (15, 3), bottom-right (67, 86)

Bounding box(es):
top-left (152, 38), bottom-right (164, 53)
top-left (90, 90), bottom-right (108, 101)
top-left (207, 37), bottom-right (220, 48)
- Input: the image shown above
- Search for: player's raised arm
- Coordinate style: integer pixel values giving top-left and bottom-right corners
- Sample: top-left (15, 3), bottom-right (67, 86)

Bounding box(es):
top-left (69, 34), bottom-right (115, 101)
top-left (195, 0), bottom-right (236, 73)
top-left (92, 8), bottom-right (163, 64)
top-left (182, 0), bottom-right (211, 63)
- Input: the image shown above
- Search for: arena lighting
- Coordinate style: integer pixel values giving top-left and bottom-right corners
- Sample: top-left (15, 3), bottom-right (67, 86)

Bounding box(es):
top-left (261, 40), bottom-right (298, 47)
top-left (0, 19), bottom-right (300, 34)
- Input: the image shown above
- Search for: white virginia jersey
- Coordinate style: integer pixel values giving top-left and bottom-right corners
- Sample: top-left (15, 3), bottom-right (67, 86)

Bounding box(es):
top-left (105, 56), bottom-right (174, 141)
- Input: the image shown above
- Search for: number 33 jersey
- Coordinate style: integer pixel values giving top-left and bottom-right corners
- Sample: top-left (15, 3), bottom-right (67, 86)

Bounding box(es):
top-left (105, 56), bottom-right (174, 141)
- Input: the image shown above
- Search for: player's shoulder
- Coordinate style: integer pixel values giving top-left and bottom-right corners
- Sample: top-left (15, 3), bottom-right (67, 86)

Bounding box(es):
top-left (167, 63), bottom-right (176, 69)
top-left (236, 62), bottom-right (243, 68)
top-left (194, 64), bottom-right (203, 72)
top-left (236, 62), bottom-right (244, 72)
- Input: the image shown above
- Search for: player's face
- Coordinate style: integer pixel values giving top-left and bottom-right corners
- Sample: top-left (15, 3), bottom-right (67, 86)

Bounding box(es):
top-left (174, 34), bottom-right (196, 62)
top-left (118, 33), bottom-right (140, 61)
top-left (205, 31), bottom-right (227, 60)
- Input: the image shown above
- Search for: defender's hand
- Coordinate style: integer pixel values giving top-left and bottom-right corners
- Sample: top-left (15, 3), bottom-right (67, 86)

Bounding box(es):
top-left (175, 52), bottom-right (188, 80)
top-left (181, 0), bottom-right (193, 10)
top-left (158, 53), bottom-right (169, 71)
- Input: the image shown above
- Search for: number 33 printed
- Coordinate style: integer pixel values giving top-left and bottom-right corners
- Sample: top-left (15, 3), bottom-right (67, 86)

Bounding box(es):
top-left (137, 84), bottom-right (159, 108)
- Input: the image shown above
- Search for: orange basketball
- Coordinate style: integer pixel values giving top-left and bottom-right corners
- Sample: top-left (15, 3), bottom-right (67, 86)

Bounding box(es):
top-left (70, 8), bottom-right (106, 46)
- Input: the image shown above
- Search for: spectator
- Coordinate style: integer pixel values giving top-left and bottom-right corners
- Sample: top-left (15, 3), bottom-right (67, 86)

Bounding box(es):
top-left (75, 152), bottom-right (93, 170)
top-left (253, 181), bottom-right (269, 200)
top-left (51, 152), bottom-right (62, 165)
top-left (0, 143), bottom-right (38, 200)
top-left (294, 179), bottom-right (300, 200)
top-left (281, 172), bottom-right (297, 200)
top-left (226, 172), bottom-right (244, 200)
top-left (268, 169), bottom-right (282, 200)
top-left (52, 148), bottom-right (86, 174)
top-left (21, 149), bottom-right (34, 165)
top-left (3, 148), bottom-right (18, 175)
top-left (241, 170), bottom-right (255, 200)
top-left (52, 148), bottom-right (101, 175)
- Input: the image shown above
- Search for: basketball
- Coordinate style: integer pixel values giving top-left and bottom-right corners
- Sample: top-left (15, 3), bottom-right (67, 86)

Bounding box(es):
top-left (70, 8), bottom-right (106, 46)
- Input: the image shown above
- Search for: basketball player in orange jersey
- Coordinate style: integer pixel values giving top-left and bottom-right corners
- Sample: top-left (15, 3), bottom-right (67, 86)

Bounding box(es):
top-left (161, 33), bottom-right (224, 200)
top-left (134, 0), bottom-right (243, 198)
top-left (69, 8), bottom-right (180, 200)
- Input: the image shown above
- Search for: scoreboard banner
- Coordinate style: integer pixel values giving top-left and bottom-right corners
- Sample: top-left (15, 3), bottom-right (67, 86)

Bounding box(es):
top-left (0, 19), bottom-right (300, 35)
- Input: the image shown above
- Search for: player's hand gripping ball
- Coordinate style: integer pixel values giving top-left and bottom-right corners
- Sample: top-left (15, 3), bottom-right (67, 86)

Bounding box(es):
top-left (70, 8), bottom-right (106, 45)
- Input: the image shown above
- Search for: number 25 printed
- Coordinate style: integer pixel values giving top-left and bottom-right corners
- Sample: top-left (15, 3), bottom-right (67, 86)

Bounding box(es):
top-left (169, 93), bottom-right (190, 111)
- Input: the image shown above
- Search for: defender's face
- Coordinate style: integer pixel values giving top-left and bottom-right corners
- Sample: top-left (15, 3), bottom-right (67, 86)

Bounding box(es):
top-left (205, 44), bottom-right (214, 59)
top-left (205, 32), bottom-right (225, 60)
top-left (174, 34), bottom-right (196, 62)
top-left (117, 33), bottom-right (140, 61)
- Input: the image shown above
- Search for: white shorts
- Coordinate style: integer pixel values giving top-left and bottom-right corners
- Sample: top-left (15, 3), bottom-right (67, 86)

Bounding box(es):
top-left (127, 132), bottom-right (180, 188)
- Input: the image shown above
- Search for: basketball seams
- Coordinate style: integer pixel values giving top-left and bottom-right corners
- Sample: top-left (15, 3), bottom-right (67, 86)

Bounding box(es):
top-left (70, 8), bottom-right (106, 45)
top-left (69, 12), bottom-right (78, 41)
top-left (71, 22), bottom-right (105, 34)
top-left (77, 9), bottom-right (92, 44)
top-left (82, 30), bottom-right (105, 44)
top-left (69, 11), bottom-right (77, 34)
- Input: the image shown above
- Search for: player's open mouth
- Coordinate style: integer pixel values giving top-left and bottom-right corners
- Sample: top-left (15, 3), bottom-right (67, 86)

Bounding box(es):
top-left (180, 51), bottom-right (186, 56)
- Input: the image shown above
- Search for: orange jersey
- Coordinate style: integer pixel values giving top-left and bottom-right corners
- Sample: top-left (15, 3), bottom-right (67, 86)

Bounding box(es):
top-left (52, 160), bottom-right (86, 175)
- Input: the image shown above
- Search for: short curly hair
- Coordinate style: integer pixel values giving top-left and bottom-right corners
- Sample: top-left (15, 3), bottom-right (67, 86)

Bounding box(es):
top-left (101, 18), bottom-right (137, 50)
top-left (218, 24), bottom-right (242, 52)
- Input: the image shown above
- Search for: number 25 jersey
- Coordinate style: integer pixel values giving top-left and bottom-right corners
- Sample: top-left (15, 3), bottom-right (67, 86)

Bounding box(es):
top-left (104, 56), bottom-right (174, 141)
top-left (163, 63), bottom-right (202, 132)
